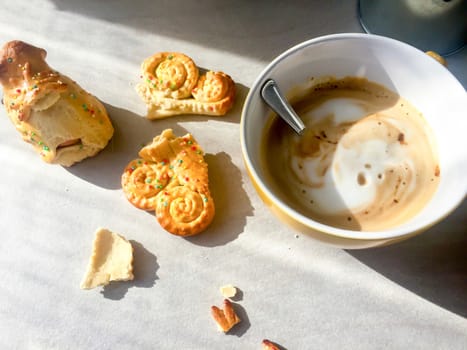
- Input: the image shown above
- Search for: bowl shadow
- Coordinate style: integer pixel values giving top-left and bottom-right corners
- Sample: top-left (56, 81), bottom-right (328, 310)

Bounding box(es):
top-left (347, 199), bottom-right (467, 318)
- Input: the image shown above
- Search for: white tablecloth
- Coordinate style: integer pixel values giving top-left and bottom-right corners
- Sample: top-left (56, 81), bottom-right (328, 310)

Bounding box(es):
top-left (1, 1), bottom-right (466, 349)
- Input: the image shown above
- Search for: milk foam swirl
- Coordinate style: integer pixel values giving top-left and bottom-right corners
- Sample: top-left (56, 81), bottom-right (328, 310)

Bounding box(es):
top-left (262, 77), bottom-right (440, 231)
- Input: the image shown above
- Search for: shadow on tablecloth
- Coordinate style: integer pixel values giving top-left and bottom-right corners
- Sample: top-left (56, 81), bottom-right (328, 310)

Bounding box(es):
top-left (347, 199), bottom-right (467, 318)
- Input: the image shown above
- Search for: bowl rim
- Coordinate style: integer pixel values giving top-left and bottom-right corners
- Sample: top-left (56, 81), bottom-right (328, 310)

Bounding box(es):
top-left (240, 32), bottom-right (467, 241)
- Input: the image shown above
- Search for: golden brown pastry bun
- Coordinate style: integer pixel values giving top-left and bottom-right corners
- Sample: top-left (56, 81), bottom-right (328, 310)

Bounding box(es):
top-left (136, 52), bottom-right (235, 119)
top-left (0, 40), bottom-right (114, 166)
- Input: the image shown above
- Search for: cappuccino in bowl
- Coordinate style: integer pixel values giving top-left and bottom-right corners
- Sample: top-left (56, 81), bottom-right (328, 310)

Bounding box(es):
top-left (261, 77), bottom-right (440, 231)
top-left (240, 34), bottom-right (467, 248)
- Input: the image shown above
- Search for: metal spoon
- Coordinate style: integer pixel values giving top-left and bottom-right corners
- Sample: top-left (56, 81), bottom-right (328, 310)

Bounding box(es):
top-left (260, 79), bottom-right (306, 135)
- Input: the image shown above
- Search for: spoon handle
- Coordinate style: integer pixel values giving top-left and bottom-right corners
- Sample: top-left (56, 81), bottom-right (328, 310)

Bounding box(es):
top-left (260, 79), bottom-right (306, 135)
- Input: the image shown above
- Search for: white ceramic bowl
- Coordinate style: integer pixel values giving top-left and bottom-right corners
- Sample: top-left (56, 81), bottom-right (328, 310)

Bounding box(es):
top-left (240, 33), bottom-right (467, 249)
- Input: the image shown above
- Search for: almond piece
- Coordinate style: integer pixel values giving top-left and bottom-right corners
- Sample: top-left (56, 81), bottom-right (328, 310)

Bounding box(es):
top-left (211, 299), bottom-right (241, 332)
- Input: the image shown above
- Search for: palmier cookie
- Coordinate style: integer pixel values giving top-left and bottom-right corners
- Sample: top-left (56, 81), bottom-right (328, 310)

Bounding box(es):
top-left (191, 71), bottom-right (235, 114)
top-left (136, 52), bottom-right (235, 119)
top-left (121, 129), bottom-right (215, 236)
top-left (140, 52), bottom-right (199, 99)
top-left (121, 158), bottom-right (172, 210)
top-left (156, 186), bottom-right (215, 237)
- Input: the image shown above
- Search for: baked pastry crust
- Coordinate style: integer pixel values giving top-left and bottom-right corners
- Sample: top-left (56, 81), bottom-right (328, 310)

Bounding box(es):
top-left (141, 52), bottom-right (199, 99)
top-left (121, 129), bottom-right (215, 236)
top-left (0, 40), bottom-right (114, 166)
top-left (136, 52), bottom-right (235, 119)
top-left (211, 299), bottom-right (241, 333)
top-left (121, 158), bottom-right (173, 210)
top-left (262, 340), bottom-right (280, 350)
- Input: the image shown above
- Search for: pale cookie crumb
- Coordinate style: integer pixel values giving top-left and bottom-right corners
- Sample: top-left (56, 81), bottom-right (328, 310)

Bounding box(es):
top-left (80, 228), bottom-right (134, 290)
top-left (220, 284), bottom-right (237, 298)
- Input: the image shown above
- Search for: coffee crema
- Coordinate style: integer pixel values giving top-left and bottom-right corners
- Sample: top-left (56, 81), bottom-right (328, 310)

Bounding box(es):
top-left (261, 77), bottom-right (440, 231)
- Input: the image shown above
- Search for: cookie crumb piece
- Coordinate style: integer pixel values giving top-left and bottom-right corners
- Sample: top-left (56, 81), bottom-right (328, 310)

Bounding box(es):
top-left (220, 284), bottom-right (237, 298)
top-left (80, 228), bottom-right (134, 290)
top-left (262, 339), bottom-right (280, 350)
top-left (211, 299), bottom-right (241, 333)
